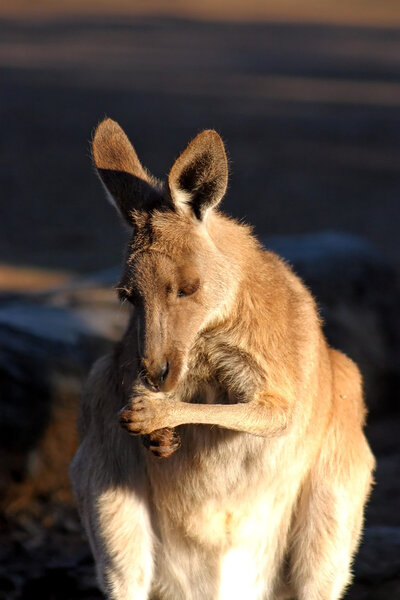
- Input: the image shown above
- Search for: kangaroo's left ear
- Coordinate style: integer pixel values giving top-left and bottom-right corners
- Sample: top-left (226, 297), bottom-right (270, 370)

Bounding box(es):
top-left (168, 130), bottom-right (228, 220)
top-left (92, 118), bottom-right (163, 225)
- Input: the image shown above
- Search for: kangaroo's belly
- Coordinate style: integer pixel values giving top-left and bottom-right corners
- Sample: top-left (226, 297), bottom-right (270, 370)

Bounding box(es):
top-left (148, 426), bottom-right (305, 600)
top-left (152, 485), bottom-right (294, 600)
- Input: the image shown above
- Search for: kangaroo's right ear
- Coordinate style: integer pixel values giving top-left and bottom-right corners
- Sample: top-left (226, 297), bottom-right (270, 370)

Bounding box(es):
top-left (168, 129), bottom-right (228, 221)
top-left (92, 118), bottom-right (163, 225)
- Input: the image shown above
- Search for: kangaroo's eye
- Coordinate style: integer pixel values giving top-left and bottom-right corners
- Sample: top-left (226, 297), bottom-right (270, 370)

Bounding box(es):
top-left (177, 279), bottom-right (200, 298)
top-left (118, 287), bottom-right (140, 306)
top-left (118, 289), bottom-right (130, 304)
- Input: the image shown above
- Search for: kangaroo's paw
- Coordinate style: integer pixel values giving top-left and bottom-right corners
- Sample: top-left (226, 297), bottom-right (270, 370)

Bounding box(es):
top-left (142, 428), bottom-right (181, 458)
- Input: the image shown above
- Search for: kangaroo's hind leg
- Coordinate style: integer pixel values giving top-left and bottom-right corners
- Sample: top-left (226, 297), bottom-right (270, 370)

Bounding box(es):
top-left (288, 350), bottom-right (375, 600)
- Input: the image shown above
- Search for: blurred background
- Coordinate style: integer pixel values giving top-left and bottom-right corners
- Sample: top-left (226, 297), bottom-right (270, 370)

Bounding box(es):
top-left (0, 1), bottom-right (399, 599)
top-left (1, 0), bottom-right (400, 275)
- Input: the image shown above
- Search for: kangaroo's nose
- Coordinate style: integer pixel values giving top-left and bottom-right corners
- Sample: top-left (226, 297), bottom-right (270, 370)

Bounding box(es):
top-left (141, 361), bottom-right (169, 391)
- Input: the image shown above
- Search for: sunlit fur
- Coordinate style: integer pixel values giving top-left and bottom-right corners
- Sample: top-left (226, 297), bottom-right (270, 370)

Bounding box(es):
top-left (70, 119), bottom-right (375, 600)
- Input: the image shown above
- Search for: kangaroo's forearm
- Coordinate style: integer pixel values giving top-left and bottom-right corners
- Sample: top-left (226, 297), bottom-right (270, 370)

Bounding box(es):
top-left (167, 398), bottom-right (290, 437)
top-left (120, 394), bottom-right (292, 436)
top-left (121, 384), bottom-right (291, 438)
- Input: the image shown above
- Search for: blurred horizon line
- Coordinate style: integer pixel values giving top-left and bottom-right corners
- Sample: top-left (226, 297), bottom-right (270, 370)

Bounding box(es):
top-left (1, 0), bottom-right (400, 29)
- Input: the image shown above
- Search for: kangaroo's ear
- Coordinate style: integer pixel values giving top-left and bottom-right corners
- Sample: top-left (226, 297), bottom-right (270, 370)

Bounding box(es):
top-left (168, 130), bottom-right (228, 220)
top-left (92, 118), bottom-right (163, 225)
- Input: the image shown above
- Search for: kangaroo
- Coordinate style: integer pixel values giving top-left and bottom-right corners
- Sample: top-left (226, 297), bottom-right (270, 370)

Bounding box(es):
top-left (69, 118), bottom-right (375, 600)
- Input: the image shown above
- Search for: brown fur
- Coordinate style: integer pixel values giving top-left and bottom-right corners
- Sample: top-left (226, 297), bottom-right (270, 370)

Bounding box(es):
top-left (70, 119), bottom-right (375, 600)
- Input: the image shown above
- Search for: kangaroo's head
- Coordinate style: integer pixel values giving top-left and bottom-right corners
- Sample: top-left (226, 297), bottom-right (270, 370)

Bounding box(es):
top-left (92, 119), bottom-right (236, 393)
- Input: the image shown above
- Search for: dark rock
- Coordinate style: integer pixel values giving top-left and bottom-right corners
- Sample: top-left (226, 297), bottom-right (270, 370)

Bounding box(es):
top-left (0, 576), bottom-right (16, 595)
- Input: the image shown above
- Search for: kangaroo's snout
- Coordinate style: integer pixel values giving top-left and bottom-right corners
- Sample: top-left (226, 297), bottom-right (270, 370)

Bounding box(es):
top-left (140, 359), bottom-right (170, 391)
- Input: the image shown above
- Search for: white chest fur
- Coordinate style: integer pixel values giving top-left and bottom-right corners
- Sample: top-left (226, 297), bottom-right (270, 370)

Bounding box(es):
top-left (147, 427), bottom-right (301, 600)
